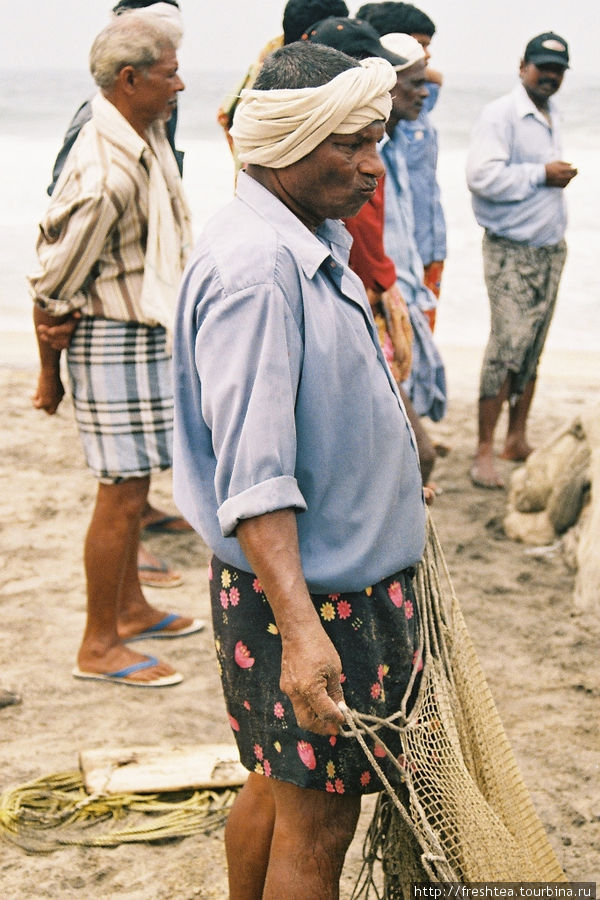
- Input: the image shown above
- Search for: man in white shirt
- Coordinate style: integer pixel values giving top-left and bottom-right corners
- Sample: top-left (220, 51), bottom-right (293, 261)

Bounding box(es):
top-left (466, 32), bottom-right (577, 488)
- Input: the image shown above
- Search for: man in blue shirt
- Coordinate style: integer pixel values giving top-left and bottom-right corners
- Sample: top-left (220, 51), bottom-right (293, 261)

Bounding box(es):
top-left (466, 32), bottom-right (577, 488)
top-left (174, 41), bottom-right (426, 899)
top-left (358, 2), bottom-right (447, 320)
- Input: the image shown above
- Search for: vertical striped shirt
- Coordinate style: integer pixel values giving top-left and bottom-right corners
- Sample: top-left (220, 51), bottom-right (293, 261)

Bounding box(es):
top-left (29, 94), bottom-right (189, 325)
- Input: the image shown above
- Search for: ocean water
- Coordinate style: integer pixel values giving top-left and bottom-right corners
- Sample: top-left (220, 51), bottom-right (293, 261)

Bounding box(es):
top-left (1, 68), bottom-right (599, 357)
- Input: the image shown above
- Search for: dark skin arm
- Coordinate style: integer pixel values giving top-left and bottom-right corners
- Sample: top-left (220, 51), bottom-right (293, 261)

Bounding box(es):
top-left (36, 310), bottom-right (81, 351)
top-left (236, 509), bottom-right (345, 736)
top-left (32, 306), bottom-right (74, 414)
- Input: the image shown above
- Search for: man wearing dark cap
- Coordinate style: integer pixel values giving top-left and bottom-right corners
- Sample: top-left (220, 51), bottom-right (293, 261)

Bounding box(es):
top-left (306, 18), bottom-right (444, 483)
top-left (467, 32), bottom-right (577, 489)
top-left (358, 3), bottom-right (446, 326)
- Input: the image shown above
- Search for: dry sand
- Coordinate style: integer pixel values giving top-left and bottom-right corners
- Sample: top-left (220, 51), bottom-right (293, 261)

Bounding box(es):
top-left (0, 344), bottom-right (599, 897)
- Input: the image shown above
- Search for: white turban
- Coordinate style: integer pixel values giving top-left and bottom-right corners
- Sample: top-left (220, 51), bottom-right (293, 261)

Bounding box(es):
top-left (229, 56), bottom-right (396, 169)
top-left (380, 33), bottom-right (426, 70)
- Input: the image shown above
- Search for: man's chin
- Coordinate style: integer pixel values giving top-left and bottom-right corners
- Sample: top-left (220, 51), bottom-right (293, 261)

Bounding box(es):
top-left (339, 195), bottom-right (371, 219)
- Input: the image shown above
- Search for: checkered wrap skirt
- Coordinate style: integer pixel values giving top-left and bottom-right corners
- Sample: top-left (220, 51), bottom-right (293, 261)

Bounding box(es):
top-left (66, 317), bottom-right (173, 482)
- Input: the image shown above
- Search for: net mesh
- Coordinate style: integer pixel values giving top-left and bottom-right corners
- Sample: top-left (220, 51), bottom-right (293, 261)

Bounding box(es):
top-left (344, 514), bottom-right (566, 892)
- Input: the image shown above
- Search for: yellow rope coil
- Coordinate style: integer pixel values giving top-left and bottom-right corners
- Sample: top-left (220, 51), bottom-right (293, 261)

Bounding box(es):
top-left (0, 770), bottom-right (237, 853)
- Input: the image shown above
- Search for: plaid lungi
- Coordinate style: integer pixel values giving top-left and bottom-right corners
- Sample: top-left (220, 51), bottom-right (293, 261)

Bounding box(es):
top-left (66, 317), bottom-right (173, 482)
top-left (479, 232), bottom-right (567, 400)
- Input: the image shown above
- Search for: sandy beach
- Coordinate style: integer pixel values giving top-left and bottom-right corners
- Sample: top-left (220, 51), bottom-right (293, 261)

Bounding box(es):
top-left (1, 342), bottom-right (599, 896)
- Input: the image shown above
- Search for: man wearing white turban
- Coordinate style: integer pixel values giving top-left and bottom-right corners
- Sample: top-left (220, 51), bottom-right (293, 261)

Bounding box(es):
top-left (174, 41), bottom-right (427, 898)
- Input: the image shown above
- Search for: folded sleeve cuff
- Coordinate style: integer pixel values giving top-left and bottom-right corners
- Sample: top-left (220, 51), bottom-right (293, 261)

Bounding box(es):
top-left (218, 475), bottom-right (307, 537)
top-left (535, 163), bottom-right (547, 186)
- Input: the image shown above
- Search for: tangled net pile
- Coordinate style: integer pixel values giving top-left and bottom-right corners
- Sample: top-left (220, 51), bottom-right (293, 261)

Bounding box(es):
top-left (342, 515), bottom-right (566, 894)
top-left (0, 770), bottom-right (237, 853)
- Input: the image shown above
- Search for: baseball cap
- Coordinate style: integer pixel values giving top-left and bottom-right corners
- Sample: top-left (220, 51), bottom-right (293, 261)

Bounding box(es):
top-left (524, 32), bottom-right (569, 69)
top-left (304, 17), bottom-right (409, 68)
top-left (379, 33), bottom-right (426, 71)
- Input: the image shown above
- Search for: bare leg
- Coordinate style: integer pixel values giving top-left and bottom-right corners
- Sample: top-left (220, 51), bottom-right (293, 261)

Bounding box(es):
top-left (264, 780), bottom-right (361, 900)
top-left (226, 773), bottom-right (275, 899)
top-left (77, 477), bottom-right (177, 682)
top-left (501, 378), bottom-right (536, 461)
top-left (471, 375), bottom-right (510, 488)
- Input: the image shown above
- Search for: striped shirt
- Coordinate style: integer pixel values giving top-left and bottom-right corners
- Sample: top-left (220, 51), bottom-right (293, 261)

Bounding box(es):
top-left (29, 94), bottom-right (188, 325)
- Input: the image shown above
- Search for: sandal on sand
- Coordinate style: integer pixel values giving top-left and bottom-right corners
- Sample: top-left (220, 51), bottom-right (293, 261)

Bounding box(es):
top-left (0, 689), bottom-right (22, 709)
top-left (126, 613), bottom-right (205, 642)
top-left (72, 655), bottom-right (183, 688)
top-left (142, 515), bottom-right (193, 535)
top-left (138, 558), bottom-right (184, 589)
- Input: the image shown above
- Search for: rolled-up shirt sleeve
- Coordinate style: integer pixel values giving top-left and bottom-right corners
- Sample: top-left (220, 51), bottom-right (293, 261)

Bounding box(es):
top-left (194, 278), bottom-right (307, 536)
top-left (466, 112), bottom-right (546, 202)
top-left (28, 189), bottom-right (119, 316)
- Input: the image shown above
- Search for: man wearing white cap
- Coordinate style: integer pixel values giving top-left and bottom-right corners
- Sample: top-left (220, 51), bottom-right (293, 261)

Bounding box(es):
top-left (174, 40), bottom-right (426, 898)
top-left (373, 32), bottom-right (447, 420)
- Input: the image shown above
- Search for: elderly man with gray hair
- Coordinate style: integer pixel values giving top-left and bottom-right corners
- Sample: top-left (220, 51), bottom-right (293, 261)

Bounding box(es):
top-left (174, 39), bottom-right (426, 898)
top-left (29, 13), bottom-right (201, 688)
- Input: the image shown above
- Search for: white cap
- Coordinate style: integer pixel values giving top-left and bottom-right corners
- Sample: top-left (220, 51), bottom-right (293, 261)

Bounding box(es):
top-left (380, 33), bottom-right (425, 71)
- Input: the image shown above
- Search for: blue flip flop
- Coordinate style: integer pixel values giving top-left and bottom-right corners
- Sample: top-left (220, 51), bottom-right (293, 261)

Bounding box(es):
top-left (142, 515), bottom-right (193, 535)
top-left (72, 654), bottom-right (183, 687)
top-left (126, 613), bottom-right (205, 642)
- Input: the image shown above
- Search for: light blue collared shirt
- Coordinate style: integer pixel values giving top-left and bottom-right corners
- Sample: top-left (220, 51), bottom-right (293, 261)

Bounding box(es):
top-left (466, 83), bottom-right (566, 247)
top-left (173, 173), bottom-right (426, 594)
top-left (380, 133), bottom-right (434, 313)
top-left (398, 81), bottom-right (447, 266)
top-left (380, 135), bottom-right (447, 422)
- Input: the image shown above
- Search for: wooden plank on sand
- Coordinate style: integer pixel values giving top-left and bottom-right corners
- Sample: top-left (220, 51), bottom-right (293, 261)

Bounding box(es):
top-left (79, 743), bottom-right (248, 795)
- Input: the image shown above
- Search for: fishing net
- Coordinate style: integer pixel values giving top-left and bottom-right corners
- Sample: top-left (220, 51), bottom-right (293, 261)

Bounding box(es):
top-left (343, 514), bottom-right (566, 893)
top-left (0, 770), bottom-right (237, 854)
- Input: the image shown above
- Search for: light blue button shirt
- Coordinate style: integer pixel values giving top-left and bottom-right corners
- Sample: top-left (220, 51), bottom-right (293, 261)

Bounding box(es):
top-left (399, 81), bottom-right (447, 266)
top-left (466, 83), bottom-right (566, 247)
top-left (380, 133), bottom-right (434, 313)
top-left (173, 173), bottom-right (426, 594)
top-left (380, 135), bottom-right (447, 422)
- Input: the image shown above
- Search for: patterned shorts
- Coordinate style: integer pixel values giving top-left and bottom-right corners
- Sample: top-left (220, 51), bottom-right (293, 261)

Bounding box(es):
top-left (66, 317), bottom-right (173, 482)
top-left (210, 557), bottom-right (423, 795)
top-left (480, 233), bottom-right (567, 399)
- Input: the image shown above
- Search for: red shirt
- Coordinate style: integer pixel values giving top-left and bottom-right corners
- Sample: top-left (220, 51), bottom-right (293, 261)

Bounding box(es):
top-left (344, 177), bottom-right (396, 293)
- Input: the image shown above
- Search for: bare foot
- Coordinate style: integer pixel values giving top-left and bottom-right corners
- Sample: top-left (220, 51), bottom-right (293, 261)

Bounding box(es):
top-left (500, 439), bottom-right (533, 462)
top-left (137, 544), bottom-right (183, 588)
top-left (470, 454), bottom-right (505, 489)
top-left (75, 643), bottom-right (180, 685)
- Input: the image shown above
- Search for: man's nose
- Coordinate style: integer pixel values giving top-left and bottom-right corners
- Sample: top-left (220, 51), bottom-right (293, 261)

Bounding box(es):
top-left (360, 147), bottom-right (385, 180)
top-left (175, 75), bottom-right (185, 92)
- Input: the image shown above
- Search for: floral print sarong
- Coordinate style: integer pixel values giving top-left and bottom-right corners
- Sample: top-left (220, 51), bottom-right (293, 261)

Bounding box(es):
top-left (209, 557), bottom-right (423, 795)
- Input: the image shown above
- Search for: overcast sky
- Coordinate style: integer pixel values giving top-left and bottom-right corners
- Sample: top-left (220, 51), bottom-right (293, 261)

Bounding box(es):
top-left (2, 0), bottom-right (597, 78)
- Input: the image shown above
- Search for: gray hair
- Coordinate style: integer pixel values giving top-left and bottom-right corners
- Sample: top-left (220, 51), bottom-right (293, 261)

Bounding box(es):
top-left (254, 41), bottom-right (359, 91)
top-left (89, 12), bottom-right (180, 89)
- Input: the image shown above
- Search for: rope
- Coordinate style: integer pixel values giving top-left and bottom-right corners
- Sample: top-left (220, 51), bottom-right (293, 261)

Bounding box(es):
top-left (346, 512), bottom-right (567, 892)
top-left (0, 770), bottom-right (238, 853)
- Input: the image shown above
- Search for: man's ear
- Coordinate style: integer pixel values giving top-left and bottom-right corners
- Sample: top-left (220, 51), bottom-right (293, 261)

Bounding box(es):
top-left (117, 65), bottom-right (139, 95)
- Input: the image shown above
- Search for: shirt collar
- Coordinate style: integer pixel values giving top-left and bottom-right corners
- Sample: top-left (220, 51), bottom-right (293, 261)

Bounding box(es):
top-left (91, 91), bottom-right (163, 164)
top-left (513, 82), bottom-right (556, 125)
top-left (235, 171), bottom-right (352, 279)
